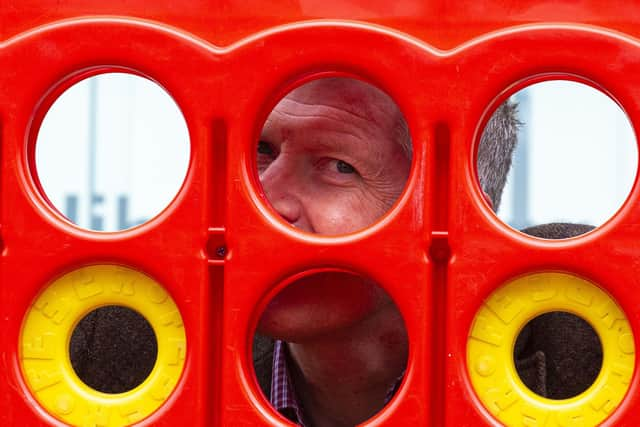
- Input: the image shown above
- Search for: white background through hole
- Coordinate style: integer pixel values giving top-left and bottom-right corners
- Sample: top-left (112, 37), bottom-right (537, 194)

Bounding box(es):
top-left (499, 81), bottom-right (638, 232)
top-left (36, 73), bottom-right (190, 231)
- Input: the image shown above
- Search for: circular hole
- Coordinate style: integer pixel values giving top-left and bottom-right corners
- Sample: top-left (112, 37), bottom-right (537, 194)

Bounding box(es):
top-left (69, 305), bottom-right (158, 394)
top-left (514, 311), bottom-right (603, 399)
top-left (35, 72), bottom-right (190, 232)
top-left (253, 271), bottom-right (408, 425)
top-left (478, 80), bottom-right (638, 239)
top-left (256, 77), bottom-right (412, 235)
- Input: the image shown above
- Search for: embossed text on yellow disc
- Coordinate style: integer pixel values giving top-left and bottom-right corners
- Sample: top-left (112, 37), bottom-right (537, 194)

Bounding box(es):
top-left (467, 272), bottom-right (635, 427)
top-left (20, 265), bottom-right (187, 427)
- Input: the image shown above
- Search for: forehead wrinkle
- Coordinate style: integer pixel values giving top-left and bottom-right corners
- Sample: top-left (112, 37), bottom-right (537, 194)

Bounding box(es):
top-left (266, 105), bottom-right (383, 147)
top-left (268, 106), bottom-right (370, 135)
top-left (276, 97), bottom-right (376, 126)
top-left (288, 77), bottom-right (397, 117)
top-left (272, 95), bottom-right (397, 141)
top-left (268, 118), bottom-right (371, 158)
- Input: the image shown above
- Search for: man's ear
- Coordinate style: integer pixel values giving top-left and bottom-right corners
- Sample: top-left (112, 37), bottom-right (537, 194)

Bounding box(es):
top-left (482, 191), bottom-right (494, 211)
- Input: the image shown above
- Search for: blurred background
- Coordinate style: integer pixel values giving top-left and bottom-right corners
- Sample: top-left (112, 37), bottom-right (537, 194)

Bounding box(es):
top-left (36, 73), bottom-right (190, 232)
top-left (35, 74), bottom-right (638, 234)
top-left (499, 80), bottom-right (637, 233)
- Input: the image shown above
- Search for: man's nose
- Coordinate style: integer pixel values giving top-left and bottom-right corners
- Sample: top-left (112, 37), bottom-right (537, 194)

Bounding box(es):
top-left (259, 157), bottom-right (304, 226)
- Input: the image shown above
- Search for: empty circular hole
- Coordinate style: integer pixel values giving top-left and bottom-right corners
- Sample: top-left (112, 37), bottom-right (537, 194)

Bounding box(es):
top-left (514, 311), bottom-right (603, 399)
top-left (253, 271), bottom-right (407, 425)
top-left (69, 305), bottom-right (158, 394)
top-left (256, 77), bottom-right (412, 235)
top-left (478, 80), bottom-right (638, 239)
top-left (35, 72), bottom-right (190, 231)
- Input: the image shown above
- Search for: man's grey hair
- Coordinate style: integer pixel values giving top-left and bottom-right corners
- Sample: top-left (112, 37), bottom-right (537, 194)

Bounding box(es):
top-left (396, 100), bottom-right (518, 212)
top-left (477, 101), bottom-right (519, 211)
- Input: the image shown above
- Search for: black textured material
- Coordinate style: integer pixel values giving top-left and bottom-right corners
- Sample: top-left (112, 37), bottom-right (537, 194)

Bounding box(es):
top-left (69, 305), bottom-right (158, 394)
top-left (254, 333), bottom-right (276, 399)
top-left (513, 348), bottom-right (547, 397)
top-left (515, 312), bottom-right (602, 399)
top-left (521, 222), bottom-right (595, 239)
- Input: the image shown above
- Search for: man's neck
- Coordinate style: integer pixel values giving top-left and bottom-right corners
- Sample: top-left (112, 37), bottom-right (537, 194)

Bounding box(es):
top-left (287, 303), bottom-right (408, 427)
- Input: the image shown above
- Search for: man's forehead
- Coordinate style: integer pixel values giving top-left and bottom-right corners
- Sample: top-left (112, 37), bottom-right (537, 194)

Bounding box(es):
top-left (280, 78), bottom-right (399, 123)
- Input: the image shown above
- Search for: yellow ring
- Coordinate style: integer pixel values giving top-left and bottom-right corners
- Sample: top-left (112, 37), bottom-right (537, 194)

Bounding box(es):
top-left (467, 272), bottom-right (635, 427)
top-left (20, 265), bottom-right (187, 427)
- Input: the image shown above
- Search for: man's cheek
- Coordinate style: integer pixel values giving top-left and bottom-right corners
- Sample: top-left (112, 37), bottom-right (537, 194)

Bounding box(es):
top-left (312, 205), bottom-right (359, 234)
top-left (311, 192), bottom-right (382, 235)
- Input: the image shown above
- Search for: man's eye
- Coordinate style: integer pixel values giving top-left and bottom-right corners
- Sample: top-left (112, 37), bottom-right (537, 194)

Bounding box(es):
top-left (336, 160), bottom-right (356, 174)
top-left (258, 140), bottom-right (274, 155)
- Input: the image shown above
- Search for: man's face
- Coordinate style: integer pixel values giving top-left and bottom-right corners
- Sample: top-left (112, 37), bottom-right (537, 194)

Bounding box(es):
top-left (257, 78), bottom-right (411, 235)
top-left (256, 78), bottom-right (410, 340)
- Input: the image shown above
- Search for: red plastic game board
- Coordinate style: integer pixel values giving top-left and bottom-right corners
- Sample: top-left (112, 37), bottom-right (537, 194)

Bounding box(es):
top-left (1, 1), bottom-right (639, 426)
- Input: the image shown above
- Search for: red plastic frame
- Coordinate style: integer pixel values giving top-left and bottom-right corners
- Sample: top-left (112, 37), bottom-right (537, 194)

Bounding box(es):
top-left (1, 3), bottom-right (640, 426)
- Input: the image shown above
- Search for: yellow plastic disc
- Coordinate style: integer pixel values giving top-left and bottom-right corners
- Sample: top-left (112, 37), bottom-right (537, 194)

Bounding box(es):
top-left (20, 265), bottom-right (187, 427)
top-left (467, 272), bottom-right (635, 427)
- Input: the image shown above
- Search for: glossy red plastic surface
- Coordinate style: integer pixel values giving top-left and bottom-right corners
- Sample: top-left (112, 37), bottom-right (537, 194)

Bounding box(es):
top-left (1, 2), bottom-right (640, 426)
